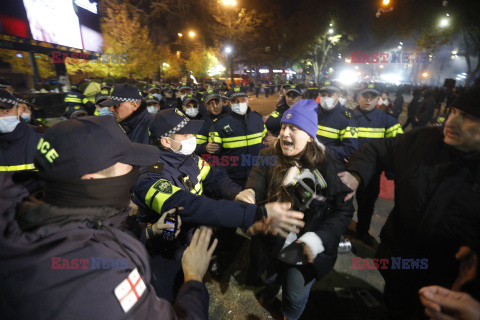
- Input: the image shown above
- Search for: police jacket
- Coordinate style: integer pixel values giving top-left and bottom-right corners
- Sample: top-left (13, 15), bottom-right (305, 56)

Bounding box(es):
top-left (0, 199), bottom-right (209, 320)
top-left (265, 103), bottom-right (289, 136)
top-left (64, 89), bottom-right (95, 115)
top-left (347, 128), bottom-right (480, 285)
top-left (132, 148), bottom-right (259, 246)
top-left (317, 104), bottom-right (359, 161)
top-left (354, 106), bottom-right (403, 148)
top-left (1, 120), bottom-right (42, 203)
top-left (208, 108), bottom-right (267, 187)
top-left (118, 104), bottom-right (152, 144)
top-left (246, 147), bottom-right (354, 280)
top-left (195, 107), bottom-right (228, 156)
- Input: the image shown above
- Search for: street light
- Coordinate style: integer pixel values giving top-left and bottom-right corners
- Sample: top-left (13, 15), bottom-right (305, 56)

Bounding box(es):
top-left (328, 28), bottom-right (334, 34)
top-left (224, 46), bottom-right (233, 87)
top-left (382, 0), bottom-right (390, 5)
top-left (439, 18), bottom-right (449, 28)
top-left (178, 33), bottom-right (183, 38)
top-left (188, 31), bottom-right (196, 38)
top-left (220, 0), bottom-right (237, 6)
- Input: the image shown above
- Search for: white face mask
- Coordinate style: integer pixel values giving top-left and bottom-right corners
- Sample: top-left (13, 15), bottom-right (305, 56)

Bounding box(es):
top-left (338, 97), bottom-right (347, 106)
top-left (321, 97), bottom-right (336, 110)
top-left (169, 136), bottom-right (197, 155)
top-left (185, 108), bottom-right (199, 118)
top-left (147, 106), bottom-right (158, 114)
top-left (98, 107), bottom-right (113, 116)
top-left (231, 102), bottom-right (248, 115)
top-left (21, 113), bottom-right (31, 123)
top-left (180, 94), bottom-right (186, 101)
top-left (0, 116), bottom-right (20, 133)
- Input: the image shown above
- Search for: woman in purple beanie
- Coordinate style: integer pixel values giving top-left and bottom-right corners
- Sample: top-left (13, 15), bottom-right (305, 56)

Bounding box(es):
top-left (236, 99), bottom-right (355, 320)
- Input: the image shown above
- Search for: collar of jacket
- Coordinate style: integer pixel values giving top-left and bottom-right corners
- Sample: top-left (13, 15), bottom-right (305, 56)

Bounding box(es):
top-left (16, 194), bottom-right (125, 232)
top-left (119, 103), bottom-right (149, 134)
top-left (230, 106), bottom-right (252, 119)
top-left (0, 118), bottom-right (28, 144)
top-left (157, 147), bottom-right (196, 168)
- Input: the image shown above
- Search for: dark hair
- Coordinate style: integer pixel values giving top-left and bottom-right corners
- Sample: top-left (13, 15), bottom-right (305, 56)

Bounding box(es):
top-left (264, 140), bottom-right (325, 204)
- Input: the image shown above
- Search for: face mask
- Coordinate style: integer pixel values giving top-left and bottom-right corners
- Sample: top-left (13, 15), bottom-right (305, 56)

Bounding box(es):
top-left (0, 116), bottom-right (20, 133)
top-left (21, 113), bottom-right (31, 123)
top-left (152, 93), bottom-right (162, 101)
top-left (98, 107), bottom-right (113, 116)
top-left (147, 106), bottom-right (158, 114)
top-left (185, 108), bottom-right (199, 118)
top-left (321, 97), bottom-right (336, 110)
top-left (169, 136), bottom-right (197, 156)
top-left (180, 94), bottom-right (186, 101)
top-left (231, 102), bottom-right (248, 115)
top-left (338, 97), bottom-right (347, 106)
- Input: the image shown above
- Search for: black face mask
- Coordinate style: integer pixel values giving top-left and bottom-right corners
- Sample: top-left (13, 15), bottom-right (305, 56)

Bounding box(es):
top-left (43, 166), bottom-right (139, 209)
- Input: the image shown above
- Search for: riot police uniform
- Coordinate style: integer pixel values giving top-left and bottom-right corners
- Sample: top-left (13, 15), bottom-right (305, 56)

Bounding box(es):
top-left (64, 85), bottom-right (95, 117)
top-left (208, 86), bottom-right (267, 187)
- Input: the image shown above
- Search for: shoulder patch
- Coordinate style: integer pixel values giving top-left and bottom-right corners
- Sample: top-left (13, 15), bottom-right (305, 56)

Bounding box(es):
top-left (114, 268), bottom-right (146, 313)
top-left (213, 118), bottom-right (218, 123)
top-left (153, 179), bottom-right (173, 193)
top-left (342, 110), bottom-right (353, 118)
top-left (147, 162), bottom-right (163, 174)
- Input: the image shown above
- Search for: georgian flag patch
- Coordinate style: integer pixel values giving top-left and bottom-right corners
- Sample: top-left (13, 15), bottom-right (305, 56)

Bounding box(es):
top-left (114, 268), bottom-right (146, 313)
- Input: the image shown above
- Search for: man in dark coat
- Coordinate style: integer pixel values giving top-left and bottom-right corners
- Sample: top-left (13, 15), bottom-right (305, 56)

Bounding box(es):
top-left (0, 116), bottom-right (217, 320)
top-left (339, 88), bottom-right (480, 319)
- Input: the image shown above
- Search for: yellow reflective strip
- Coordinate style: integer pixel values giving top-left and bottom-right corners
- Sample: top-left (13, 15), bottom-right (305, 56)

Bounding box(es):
top-left (195, 134), bottom-right (207, 144)
top-left (221, 131), bottom-right (265, 142)
top-left (358, 127), bottom-right (386, 132)
top-left (270, 111), bottom-right (280, 118)
top-left (222, 136), bottom-right (264, 148)
top-left (340, 126), bottom-right (359, 140)
top-left (262, 126), bottom-right (267, 138)
top-left (385, 124), bottom-right (403, 138)
top-left (209, 131), bottom-right (222, 144)
top-left (358, 131), bottom-right (385, 138)
top-left (145, 180), bottom-right (181, 213)
top-left (317, 129), bottom-right (340, 139)
top-left (0, 164), bottom-right (36, 171)
top-left (318, 125), bottom-right (340, 134)
top-left (65, 98), bottom-right (82, 103)
top-left (82, 98), bottom-right (90, 104)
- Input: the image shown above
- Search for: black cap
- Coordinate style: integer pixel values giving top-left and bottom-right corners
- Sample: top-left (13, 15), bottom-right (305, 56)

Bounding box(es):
top-left (148, 87), bottom-right (160, 93)
top-left (35, 116), bottom-right (160, 179)
top-left (179, 82), bottom-right (193, 91)
top-left (203, 89), bottom-right (221, 104)
top-left (319, 80), bottom-right (339, 93)
top-left (100, 84), bottom-right (143, 107)
top-left (95, 92), bottom-right (108, 105)
top-left (228, 86), bottom-right (248, 100)
top-left (282, 81), bottom-right (291, 89)
top-left (359, 83), bottom-right (381, 96)
top-left (451, 88), bottom-right (480, 118)
top-left (149, 108), bottom-right (203, 139)
top-left (182, 94), bottom-right (198, 106)
top-left (12, 93), bottom-right (29, 105)
top-left (0, 90), bottom-right (19, 109)
top-left (286, 85), bottom-right (301, 96)
top-left (145, 94), bottom-right (160, 104)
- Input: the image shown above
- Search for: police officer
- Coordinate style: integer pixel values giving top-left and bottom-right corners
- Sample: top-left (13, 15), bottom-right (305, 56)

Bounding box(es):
top-left (181, 94), bottom-right (202, 120)
top-left (0, 115), bottom-right (216, 320)
top-left (177, 82), bottom-right (194, 104)
top-left (317, 80), bottom-right (359, 162)
top-left (148, 86), bottom-right (162, 103)
top-left (208, 86), bottom-right (267, 187)
top-left (131, 108), bottom-right (305, 301)
top-left (1, 89), bottom-right (43, 204)
top-left (254, 81), bottom-right (261, 98)
top-left (265, 85), bottom-right (301, 138)
top-left (64, 84), bottom-right (95, 117)
top-left (100, 84), bottom-right (151, 144)
top-left (353, 83), bottom-right (403, 244)
top-left (146, 95), bottom-right (161, 114)
top-left (13, 93), bottom-right (48, 131)
top-left (196, 90), bottom-right (228, 156)
top-left (160, 87), bottom-right (179, 110)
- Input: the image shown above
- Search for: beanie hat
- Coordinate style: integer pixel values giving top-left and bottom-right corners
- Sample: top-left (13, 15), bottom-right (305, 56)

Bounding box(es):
top-left (451, 87), bottom-right (480, 118)
top-left (281, 99), bottom-right (325, 151)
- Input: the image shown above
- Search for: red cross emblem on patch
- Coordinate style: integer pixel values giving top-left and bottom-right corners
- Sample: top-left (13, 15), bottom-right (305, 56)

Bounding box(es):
top-left (114, 268), bottom-right (146, 313)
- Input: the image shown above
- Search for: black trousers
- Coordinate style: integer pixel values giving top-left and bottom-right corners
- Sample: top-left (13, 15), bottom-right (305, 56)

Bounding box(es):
top-left (402, 116), bottom-right (415, 130)
top-left (355, 171), bottom-right (381, 235)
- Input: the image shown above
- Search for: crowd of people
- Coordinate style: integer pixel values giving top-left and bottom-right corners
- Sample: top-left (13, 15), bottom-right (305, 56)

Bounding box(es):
top-left (1, 77), bottom-right (479, 320)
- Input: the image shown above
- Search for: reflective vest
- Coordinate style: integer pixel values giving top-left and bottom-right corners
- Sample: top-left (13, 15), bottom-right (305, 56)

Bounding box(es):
top-left (353, 106), bottom-right (403, 147)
